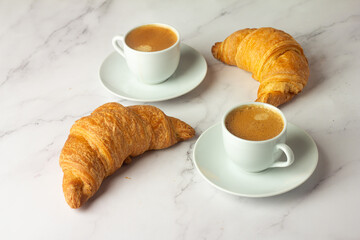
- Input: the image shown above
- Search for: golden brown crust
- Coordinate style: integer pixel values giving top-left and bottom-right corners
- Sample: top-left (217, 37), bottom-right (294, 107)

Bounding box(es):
top-left (59, 103), bottom-right (195, 208)
top-left (211, 27), bottom-right (309, 106)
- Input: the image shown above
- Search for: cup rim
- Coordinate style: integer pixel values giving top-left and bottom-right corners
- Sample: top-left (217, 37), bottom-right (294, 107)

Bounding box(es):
top-left (222, 102), bottom-right (287, 143)
top-left (123, 23), bottom-right (180, 54)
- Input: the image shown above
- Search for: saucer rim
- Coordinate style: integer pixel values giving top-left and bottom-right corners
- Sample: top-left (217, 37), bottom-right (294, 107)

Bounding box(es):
top-left (99, 43), bottom-right (207, 102)
top-left (193, 122), bottom-right (319, 198)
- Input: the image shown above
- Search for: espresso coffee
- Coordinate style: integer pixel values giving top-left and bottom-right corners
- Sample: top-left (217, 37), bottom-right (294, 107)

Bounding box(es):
top-left (225, 104), bottom-right (284, 141)
top-left (125, 24), bottom-right (178, 52)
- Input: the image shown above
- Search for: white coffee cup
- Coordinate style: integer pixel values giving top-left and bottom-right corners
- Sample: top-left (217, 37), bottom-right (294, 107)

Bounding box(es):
top-left (112, 23), bottom-right (180, 84)
top-left (222, 102), bottom-right (294, 173)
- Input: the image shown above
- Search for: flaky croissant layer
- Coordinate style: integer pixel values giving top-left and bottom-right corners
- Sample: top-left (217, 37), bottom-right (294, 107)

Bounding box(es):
top-left (59, 103), bottom-right (195, 208)
top-left (212, 27), bottom-right (309, 106)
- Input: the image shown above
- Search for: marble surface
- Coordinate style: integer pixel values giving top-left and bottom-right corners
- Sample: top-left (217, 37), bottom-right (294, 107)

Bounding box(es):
top-left (1, 0), bottom-right (360, 239)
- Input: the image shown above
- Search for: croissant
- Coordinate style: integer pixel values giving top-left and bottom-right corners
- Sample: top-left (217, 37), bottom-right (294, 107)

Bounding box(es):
top-left (59, 102), bottom-right (195, 208)
top-left (212, 27), bottom-right (309, 106)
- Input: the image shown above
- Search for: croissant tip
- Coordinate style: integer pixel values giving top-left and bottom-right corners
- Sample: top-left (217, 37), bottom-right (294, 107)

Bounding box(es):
top-left (169, 117), bottom-right (195, 141)
top-left (63, 174), bottom-right (86, 209)
top-left (256, 92), bottom-right (295, 107)
top-left (64, 187), bottom-right (83, 209)
top-left (179, 126), bottom-right (196, 141)
top-left (211, 42), bottom-right (221, 58)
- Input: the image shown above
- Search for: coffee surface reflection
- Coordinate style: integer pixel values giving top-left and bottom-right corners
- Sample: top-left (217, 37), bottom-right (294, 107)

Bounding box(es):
top-left (225, 104), bottom-right (284, 141)
top-left (125, 24), bottom-right (178, 52)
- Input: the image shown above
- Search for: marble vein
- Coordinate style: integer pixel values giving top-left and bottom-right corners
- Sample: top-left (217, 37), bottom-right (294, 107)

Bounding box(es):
top-left (174, 142), bottom-right (196, 202)
top-left (296, 14), bottom-right (360, 42)
top-left (1, 0), bottom-right (113, 88)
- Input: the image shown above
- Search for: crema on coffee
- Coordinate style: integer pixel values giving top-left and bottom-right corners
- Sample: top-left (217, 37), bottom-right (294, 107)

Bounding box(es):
top-left (125, 24), bottom-right (178, 52)
top-left (225, 104), bottom-right (284, 141)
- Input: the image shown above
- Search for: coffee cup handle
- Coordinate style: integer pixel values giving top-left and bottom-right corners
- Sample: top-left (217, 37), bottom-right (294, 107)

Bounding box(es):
top-left (270, 143), bottom-right (294, 168)
top-left (112, 36), bottom-right (125, 58)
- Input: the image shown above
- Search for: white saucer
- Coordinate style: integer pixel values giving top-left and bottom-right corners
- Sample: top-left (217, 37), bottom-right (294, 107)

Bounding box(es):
top-left (99, 44), bottom-right (207, 102)
top-left (193, 122), bottom-right (318, 197)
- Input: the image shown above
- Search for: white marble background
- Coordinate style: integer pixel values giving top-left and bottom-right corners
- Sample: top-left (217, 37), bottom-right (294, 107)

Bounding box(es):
top-left (1, 0), bottom-right (360, 239)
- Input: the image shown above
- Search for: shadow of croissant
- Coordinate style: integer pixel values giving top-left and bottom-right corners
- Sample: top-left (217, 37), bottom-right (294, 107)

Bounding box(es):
top-left (79, 151), bottom-right (153, 210)
top-left (296, 42), bottom-right (327, 101)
